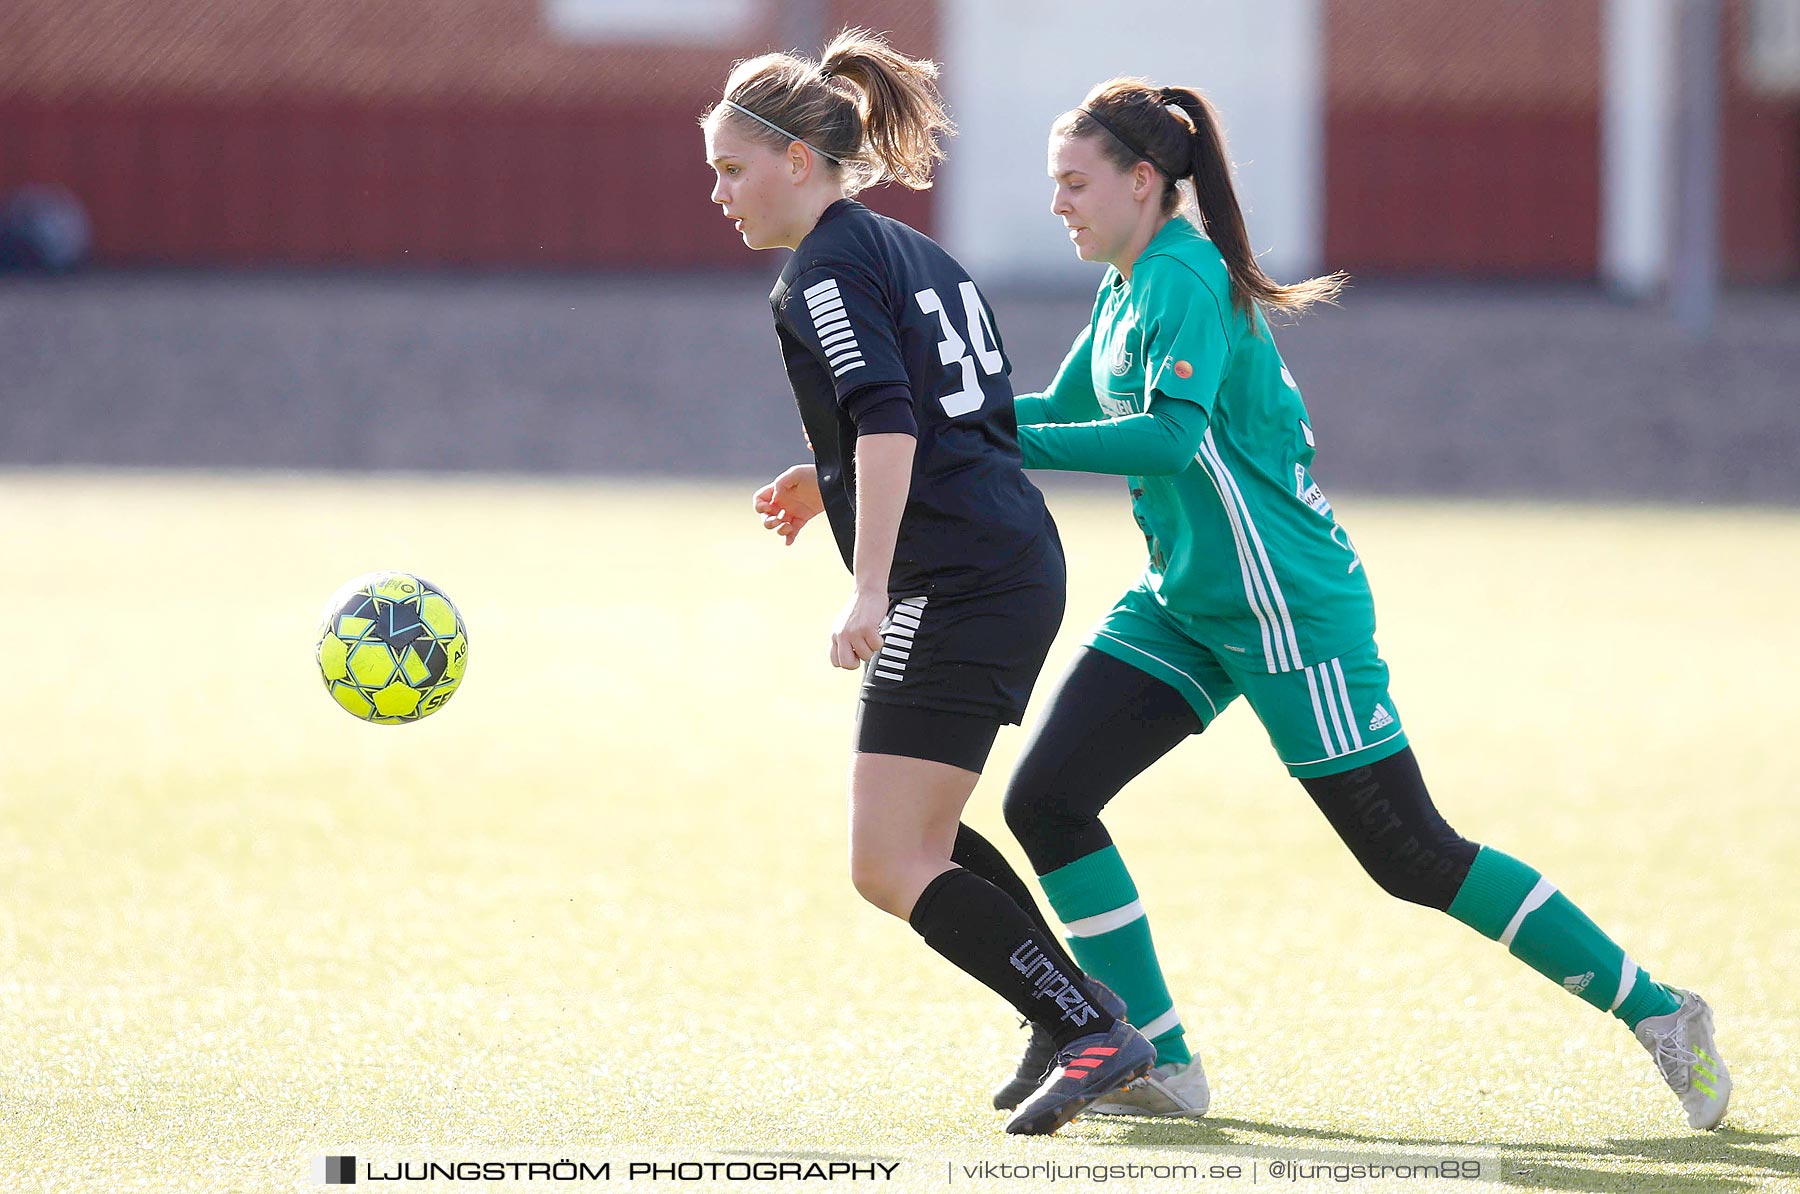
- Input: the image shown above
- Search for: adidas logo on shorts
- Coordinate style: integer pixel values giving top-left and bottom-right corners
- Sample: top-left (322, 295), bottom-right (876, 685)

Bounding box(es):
top-left (1367, 704), bottom-right (1394, 732)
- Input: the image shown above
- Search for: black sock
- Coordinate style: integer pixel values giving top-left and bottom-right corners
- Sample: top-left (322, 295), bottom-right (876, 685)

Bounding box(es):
top-left (909, 867), bottom-right (1117, 1048)
top-left (950, 823), bottom-right (1088, 989)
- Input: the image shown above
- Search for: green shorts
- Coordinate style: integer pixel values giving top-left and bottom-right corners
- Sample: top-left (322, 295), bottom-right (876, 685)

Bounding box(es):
top-left (1084, 585), bottom-right (1409, 779)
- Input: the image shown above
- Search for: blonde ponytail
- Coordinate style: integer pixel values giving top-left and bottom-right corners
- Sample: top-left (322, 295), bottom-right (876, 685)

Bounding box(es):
top-left (703, 28), bottom-right (954, 193)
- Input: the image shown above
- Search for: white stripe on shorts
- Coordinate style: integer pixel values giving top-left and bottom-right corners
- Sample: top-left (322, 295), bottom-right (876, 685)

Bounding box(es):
top-left (1304, 665), bottom-right (1339, 757)
top-left (1331, 658), bottom-right (1364, 751)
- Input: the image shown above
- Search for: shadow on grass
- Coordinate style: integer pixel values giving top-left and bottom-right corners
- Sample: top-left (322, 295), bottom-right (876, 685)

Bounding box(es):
top-left (1096, 1116), bottom-right (1798, 1193)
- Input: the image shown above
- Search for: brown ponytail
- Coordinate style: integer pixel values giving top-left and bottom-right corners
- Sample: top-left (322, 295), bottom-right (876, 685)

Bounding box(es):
top-left (702, 28), bottom-right (954, 193)
top-left (1054, 77), bottom-right (1345, 321)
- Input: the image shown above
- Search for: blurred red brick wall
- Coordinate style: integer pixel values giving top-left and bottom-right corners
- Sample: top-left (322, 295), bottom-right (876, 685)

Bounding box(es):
top-left (1324, 0), bottom-right (1798, 281)
top-left (1324, 0), bottom-right (1604, 278)
top-left (1723, 0), bottom-right (1800, 283)
top-left (5, 1), bottom-right (1788, 278)
top-left (0, 0), bottom-right (937, 267)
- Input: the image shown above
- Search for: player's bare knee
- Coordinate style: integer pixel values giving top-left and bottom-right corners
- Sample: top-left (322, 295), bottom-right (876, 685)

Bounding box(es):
top-left (847, 862), bottom-right (895, 914)
top-left (848, 850), bottom-right (914, 918)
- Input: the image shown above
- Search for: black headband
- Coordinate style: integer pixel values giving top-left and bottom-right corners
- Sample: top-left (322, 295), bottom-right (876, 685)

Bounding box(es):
top-left (1078, 104), bottom-right (1188, 179)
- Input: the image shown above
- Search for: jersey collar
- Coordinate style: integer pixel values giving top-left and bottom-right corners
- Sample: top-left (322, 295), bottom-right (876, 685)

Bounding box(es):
top-left (814, 197), bottom-right (863, 231)
top-left (790, 197), bottom-right (864, 262)
top-left (1144, 215), bottom-right (1204, 259)
top-left (1111, 218), bottom-right (1202, 290)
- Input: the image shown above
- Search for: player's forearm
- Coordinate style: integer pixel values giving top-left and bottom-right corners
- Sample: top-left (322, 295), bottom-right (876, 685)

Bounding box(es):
top-left (1018, 403), bottom-right (1207, 477)
top-left (1014, 371), bottom-right (1096, 427)
top-left (1016, 325), bottom-right (1099, 427)
top-left (1013, 393), bottom-right (1059, 427)
top-left (850, 432), bottom-right (917, 594)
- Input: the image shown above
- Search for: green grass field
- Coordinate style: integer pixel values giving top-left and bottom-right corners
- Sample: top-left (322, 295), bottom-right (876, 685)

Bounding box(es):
top-left (2, 471), bottom-right (1797, 1193)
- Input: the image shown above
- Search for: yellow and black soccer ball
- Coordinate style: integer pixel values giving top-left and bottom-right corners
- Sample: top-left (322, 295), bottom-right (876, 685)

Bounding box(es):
top-left (315, 571), bottom-right (468, 724)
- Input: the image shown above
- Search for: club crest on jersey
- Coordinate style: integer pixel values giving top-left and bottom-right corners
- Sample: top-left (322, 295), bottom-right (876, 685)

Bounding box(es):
top-left (1108, 336), bottom-right (1133, 377)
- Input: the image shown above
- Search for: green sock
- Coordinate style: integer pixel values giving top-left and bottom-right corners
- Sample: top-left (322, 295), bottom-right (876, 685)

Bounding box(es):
top-left (1039, 846), bottom-right (1192, 1066)
top-left (1447, 846), bottom-right (1681, 1029)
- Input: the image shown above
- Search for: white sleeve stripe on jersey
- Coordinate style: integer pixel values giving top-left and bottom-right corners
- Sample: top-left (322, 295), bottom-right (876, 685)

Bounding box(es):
top-left (803, 276), bottom-right (865, 374)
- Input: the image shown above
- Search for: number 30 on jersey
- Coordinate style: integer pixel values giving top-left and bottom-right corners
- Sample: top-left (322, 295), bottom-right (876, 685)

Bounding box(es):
top-left (915, 282), bottom-right (1004, 418)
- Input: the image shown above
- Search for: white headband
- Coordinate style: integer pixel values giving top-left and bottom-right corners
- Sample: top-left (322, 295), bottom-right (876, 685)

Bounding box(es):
top-left (722, 100), bottom-right (844, 164)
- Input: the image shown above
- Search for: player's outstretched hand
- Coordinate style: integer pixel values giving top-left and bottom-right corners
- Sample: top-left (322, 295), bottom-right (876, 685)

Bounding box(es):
top-left (831, 588), bottom-right (887, 670)
top-left (753, 464), bottom-right (824, 546)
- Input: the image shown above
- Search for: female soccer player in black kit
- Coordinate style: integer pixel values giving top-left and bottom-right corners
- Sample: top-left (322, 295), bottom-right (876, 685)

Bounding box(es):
top-left (702, 30), bottom-right (1153, 1134)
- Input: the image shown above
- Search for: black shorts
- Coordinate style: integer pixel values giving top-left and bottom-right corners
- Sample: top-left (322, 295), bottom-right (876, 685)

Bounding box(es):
top-left (853, 550), bottom-right (1065, 771)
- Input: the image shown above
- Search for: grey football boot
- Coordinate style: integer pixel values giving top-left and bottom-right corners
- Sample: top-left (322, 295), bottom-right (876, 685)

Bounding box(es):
top-left (1089, 1055), bottom-right (1211, 1117)
top-left (1634, 987), bottom-right (1731, 1130)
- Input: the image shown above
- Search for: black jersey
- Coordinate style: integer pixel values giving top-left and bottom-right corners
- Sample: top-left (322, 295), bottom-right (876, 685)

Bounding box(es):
top-left (770, 199), bottom-right (1053, 598)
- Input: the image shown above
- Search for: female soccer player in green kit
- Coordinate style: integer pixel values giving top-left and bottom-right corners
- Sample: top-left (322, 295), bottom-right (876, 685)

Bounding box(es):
top-left (992, 77), bottom-right (1731, 1131)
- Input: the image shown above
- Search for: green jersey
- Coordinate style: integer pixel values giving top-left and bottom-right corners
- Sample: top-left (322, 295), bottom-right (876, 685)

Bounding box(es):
top-left (1016, 217), bottom-right (1373, 674)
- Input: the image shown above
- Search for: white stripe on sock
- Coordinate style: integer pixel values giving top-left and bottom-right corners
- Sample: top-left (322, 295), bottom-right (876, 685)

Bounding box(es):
top-left (1498, 878), bottom-right (1557, 948)
top-left (1063, 900), bottom-right (1146, 938)
top-left (1138, 1007), bottom-right (1182, 1041)
top-left (1611, 957), bottom-right (1639, 1012)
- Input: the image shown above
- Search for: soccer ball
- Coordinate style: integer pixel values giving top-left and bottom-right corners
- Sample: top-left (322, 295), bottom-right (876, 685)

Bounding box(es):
top-left (315, 571), bottom-right (468, 724)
